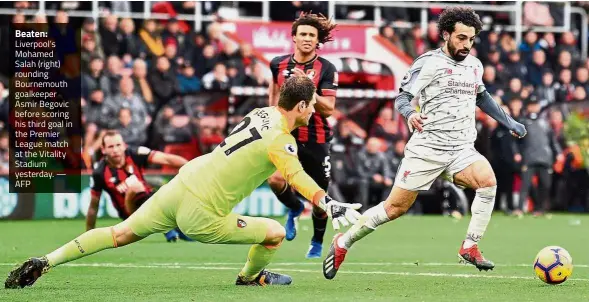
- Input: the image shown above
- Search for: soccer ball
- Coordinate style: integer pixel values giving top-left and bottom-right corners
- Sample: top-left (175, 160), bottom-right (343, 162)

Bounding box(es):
top-left (533, 246), bottom-right (573, 284)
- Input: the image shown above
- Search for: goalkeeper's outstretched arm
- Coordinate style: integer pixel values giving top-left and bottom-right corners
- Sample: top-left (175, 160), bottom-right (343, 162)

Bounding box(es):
top-left (267, 134), bottom-right (362, 229)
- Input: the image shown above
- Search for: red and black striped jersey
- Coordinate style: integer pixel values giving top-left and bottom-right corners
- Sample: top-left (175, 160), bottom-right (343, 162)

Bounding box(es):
top-left (270, 54), bottom-right (338, 144)
top-left (90, 146), bottom-right (154, 219)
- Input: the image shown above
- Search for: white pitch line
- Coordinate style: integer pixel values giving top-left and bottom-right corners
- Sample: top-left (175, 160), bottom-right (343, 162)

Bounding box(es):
top-left (1, 262), bottom-right (587, 282)
top-left (192, 262), bottom-right (589, 268)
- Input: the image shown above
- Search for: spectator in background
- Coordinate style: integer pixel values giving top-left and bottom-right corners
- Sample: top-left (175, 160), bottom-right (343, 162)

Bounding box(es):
top-left (371, 107), bottom-right (402, 144)
top-left (177, 62), bottom-right (201, 94)
top-left (557, 32), bottom-right (581, 65)
top-left (138, 19), bottom-right (164, 59)
top-left (243, 62), bottom-right (270, 87)
top-left (103, 77), bottom-right (149, 129)
top-left (164, 38), bottom-right (181, 72)
top-left (505, 51), bottom-right (528, 81)
top-left (555, 50), bottom-right (573, 76)
top-left (83, 57), bottom-right (110, 99)
top-left (79, 17), bottom-right (101, 51)
top-left (105, 55), bottom-right (124, 96)
top-left (486, 48), bottom-right (507, 80)
top-left (385, 139), bottom-right (406, 183)
top-left (240, 43), bottom-right (256, 71)
top-left (161, 18), bottom-right (186, 56)
top-left (81, 36), bottom-right (104, 73)
top-left (527, 50), bottom-right (548, 87)
top-left (572, 85), bottom-right (587, 102)
top-left (195, 44), bottom-right (220, 77)
top-left (538, 32), bottom-right (557, 63)
top-left (503, 78), bottom-right (523, 104)
top-left (352, 137), bottom-right (393, 209)
top-left (519, 30), bottom-right (542, 63)
top-left (226, 60), bottom-right (245, 87)
top-left (114, 107), bottom-right (147, 147)
top-left (202, 62), bottom-right (230, 91)
top-left (148, 56), bottom-right (179, 111)
top-left (478, 30), bottom-right (500, 64)
top-left (379, 26), bottom-right (405, 53)
top-left (557, 68), bottom-right (575, 102)
top-left (425, 21), bottom-right (441, 50)
top-left (483, 65), bottom-right (502, 96)
top-left (516, 97), bottom-right (563, 216)
top-left (489, 106), bottom-right (521, 214)
top-left (131, 59), bottom-right (154, 114)
top-left (403, 24), bottom-right (426, 58)
top-left (119, 18), bottom-right (140, 58)
top-left (508, 97), bottom-right (524, 120)
top-left (535, 70), bottom-right (558, 105)
top-left (100, 15), bottom-right (120, 57)
top-left (574, 67), bottom-right (589, 94)
top-left (499, 31), bottom-right (518, 58)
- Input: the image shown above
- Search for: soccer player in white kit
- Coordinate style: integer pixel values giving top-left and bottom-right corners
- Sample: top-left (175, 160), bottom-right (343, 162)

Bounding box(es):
top-left (323, 7), bottom-right (528, 279)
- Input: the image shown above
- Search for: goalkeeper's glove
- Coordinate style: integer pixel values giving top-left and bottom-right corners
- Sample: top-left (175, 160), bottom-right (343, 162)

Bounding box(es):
top-left (317, 196), bottom-right (363, 230)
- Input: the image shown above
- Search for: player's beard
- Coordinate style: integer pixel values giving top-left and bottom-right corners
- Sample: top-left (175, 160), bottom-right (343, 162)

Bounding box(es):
top-left (447, 42), bottom-right (469, 62)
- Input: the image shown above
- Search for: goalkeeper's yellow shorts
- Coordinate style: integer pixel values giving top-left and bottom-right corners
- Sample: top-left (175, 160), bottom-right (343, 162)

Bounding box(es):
top-left (126, 176), bottom-right (268, 244)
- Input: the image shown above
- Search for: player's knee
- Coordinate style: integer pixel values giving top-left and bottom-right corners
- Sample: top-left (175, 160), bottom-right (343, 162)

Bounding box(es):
top-left (264, 220), bottom-right (286, 246)
top-left (383, 201), bottom-right (409, 219)
top-left (477, 175), bottom-right (497, 190)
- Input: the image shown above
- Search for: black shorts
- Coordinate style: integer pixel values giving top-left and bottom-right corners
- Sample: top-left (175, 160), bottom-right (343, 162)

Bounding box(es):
top-left (297, 142), bottom-right (331, 191)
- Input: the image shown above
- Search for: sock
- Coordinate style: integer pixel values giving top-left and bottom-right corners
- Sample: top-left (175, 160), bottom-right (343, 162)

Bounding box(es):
top-left (337, 201), bottom-right (390, 250)
top-left (463, 185), bottom-right (497, 249)
top-left (275, 184), bottom-right (303, 212)
top-left (311, 208), bottom-right (328, 244)
top-left (239, 244), bottom-right (279, 281)
top-left (45, 227), bottom-right (117, 268)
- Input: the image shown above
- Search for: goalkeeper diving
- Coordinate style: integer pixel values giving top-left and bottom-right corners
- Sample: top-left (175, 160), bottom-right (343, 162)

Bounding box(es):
top-left (5, 76), bottom-right (362, 288)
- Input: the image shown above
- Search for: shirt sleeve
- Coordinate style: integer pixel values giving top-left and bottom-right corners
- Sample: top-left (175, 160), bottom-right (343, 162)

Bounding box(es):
top-left (267, 134), bottom-right (324, 202)
top-left (90, 169), bottom-right (104, 199)
top-left (128, 146), bottom-right (154, 168)
top-left (318, 62), bottom-right (338, 97)
top-left (399, 56), bottom-right (437, 96)
top-left (475, 59), bottom-right (486, 94)
top-left (270, 56), bottom-right (281, 83)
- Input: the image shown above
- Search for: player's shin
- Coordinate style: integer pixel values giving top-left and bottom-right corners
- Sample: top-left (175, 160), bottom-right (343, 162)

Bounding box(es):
top-left (311, 207), bottom-right (328, 244)
top-left (463, 185), bottom-right (497, 249)
top-left (338, 201), bottom-right (390, 250)
top-left (239, 243), bottom-right (281, 281)
top-left (45, 227), bottom-right (118, 269)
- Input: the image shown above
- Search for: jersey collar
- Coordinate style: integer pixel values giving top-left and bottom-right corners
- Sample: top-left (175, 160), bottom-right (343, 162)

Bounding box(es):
top-left (290, 54), bottom-right (318, 65)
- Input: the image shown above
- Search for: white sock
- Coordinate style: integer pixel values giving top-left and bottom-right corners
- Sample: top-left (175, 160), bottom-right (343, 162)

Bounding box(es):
top-left (463, 185), bottom-right (496, 249)
top-left (337, 202), bottom-right (390, 250)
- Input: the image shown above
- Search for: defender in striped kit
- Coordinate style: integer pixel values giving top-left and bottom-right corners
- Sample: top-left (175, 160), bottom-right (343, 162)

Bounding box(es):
top-left (267, 13), bottom-right (339, 258)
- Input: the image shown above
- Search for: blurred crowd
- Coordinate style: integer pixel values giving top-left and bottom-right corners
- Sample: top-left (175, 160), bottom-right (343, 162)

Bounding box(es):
top-left (0, 1), bottom-right (587, 215)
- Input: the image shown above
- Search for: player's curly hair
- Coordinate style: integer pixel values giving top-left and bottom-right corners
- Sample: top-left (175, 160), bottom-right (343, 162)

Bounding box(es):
top-left (437, 7), bottom-right (483, 37)
top-left (278, 76), bottom-right (316, 110)
top-left (291, 12), bottom-right (337, 49)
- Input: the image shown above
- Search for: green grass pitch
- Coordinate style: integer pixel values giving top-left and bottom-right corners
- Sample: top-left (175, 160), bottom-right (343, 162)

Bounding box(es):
top-left (1, 214), bottom-right (588, 301)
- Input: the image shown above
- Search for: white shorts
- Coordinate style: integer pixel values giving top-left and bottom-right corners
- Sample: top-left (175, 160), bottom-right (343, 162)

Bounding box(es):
top-left (394, 145), bottom-right (487, 191)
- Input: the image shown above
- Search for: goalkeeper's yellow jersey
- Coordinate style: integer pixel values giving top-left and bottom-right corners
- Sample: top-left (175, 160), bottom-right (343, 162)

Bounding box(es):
top-left (178, 106), bottom-right (324, 216)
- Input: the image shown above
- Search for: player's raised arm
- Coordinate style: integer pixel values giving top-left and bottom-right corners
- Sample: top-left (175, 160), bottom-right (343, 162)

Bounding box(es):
top-left (147, 150), bottom-right (188, 168)
top-left (86, 172), bottom-right (103, 231)
top-left (292, 62), bottom-right (338, 117)
top-left (268, 57), bottom-right (281, 106)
